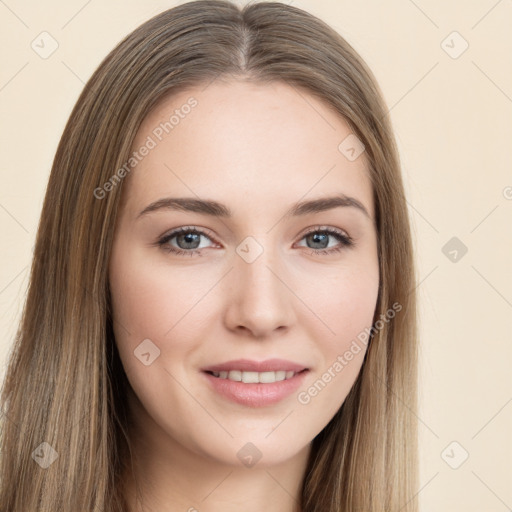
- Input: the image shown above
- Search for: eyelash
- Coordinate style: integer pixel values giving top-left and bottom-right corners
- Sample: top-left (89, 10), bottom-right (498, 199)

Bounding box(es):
top-left (155, 226), bottom-right (354, 257)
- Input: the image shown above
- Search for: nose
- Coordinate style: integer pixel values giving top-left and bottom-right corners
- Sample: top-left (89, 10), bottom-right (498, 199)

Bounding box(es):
top-left (223, 243), bottom-right (296, 339)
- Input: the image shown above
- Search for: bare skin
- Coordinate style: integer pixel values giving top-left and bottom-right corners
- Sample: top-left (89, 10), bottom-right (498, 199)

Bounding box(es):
top-left (109, 79), bottom-right (379, 512)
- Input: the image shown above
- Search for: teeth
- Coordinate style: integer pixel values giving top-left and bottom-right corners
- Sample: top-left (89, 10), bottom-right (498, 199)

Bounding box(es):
top-left (242, 371), bottom-right (259, 383)
top-left (210, 370), bottom-right (299, 383)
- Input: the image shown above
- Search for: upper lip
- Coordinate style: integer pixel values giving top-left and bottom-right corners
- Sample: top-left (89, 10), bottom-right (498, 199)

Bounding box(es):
top-left (202, 358), bottom-right (308, 373)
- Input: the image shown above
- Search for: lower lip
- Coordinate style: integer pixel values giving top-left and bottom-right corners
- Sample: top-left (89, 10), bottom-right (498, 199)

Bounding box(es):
top-left (202, 370), bottom-right (309, 407)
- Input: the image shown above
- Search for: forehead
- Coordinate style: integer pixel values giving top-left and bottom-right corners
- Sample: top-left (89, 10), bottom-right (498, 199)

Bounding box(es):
top-left (122, 80), bottom-right (374, 221)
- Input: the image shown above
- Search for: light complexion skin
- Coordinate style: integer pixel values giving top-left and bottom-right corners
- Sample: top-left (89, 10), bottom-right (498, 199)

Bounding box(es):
top-left (108, 80), bottom-right (379, 512)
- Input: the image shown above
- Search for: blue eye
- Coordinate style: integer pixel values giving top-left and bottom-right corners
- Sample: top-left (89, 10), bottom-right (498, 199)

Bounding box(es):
top-left (298, 227), bottom-right (354, 255)
top-left (156, 226), bottom-right (354, 257)
top-left (156, 227), bottom-right (213, 256)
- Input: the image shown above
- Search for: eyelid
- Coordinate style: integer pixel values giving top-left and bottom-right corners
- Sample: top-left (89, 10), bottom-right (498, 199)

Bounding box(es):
top-left (160, 226), bottom-right (219, 247)
top-left (300, 225), bottom-right (350, 238)
top-left (294, 225), bottom-right (354, 250)
top-left (160, 225), bottom-right (217, 241)
top-left (158, 225), bottom-right (350, 243)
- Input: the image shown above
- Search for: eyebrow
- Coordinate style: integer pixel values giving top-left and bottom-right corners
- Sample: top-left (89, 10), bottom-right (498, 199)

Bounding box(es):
top-left (136, 194), bottom-right (371, 221)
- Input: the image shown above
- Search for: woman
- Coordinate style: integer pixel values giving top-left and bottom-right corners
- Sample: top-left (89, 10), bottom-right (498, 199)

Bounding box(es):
top-left (0, 1), bottom-right (418, 510)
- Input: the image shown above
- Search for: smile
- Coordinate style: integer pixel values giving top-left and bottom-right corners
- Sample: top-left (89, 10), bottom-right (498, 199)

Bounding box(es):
top-left (202, 368), bottom-right (310, 407)
top-left (207, 369), bottom-right (304, 383)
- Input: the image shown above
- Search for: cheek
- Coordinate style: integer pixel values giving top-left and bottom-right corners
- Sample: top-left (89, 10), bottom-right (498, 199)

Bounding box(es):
top-left (109, 265), bottom-right (171, 342)
top-left (299, 262), bottom-right (379, 408)
top-left (331, 272), bottom-right (378, 340)
top-left (108, 242), bottom-right (222, 387)
top-left (307, 259), bottom-right (379, 344)
top-left (109, 244), bottom-right (203, 339)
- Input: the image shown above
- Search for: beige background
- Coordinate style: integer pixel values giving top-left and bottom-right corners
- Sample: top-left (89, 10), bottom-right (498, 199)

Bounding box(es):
top-left (1, 0), bottom-right (511, 509)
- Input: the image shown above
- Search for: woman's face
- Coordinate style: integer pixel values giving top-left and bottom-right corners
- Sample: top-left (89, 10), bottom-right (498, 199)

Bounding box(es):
top-left (109, 80), bottom-right (379, 468)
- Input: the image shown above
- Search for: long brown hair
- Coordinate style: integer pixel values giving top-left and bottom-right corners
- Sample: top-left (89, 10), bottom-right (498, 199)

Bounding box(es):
top-left (0, 1), bottom-right (418, 510)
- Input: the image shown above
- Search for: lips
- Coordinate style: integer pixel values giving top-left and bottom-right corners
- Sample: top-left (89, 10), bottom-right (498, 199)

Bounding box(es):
top-left (201, 358), bottom-right (308, 373)
top-left (201, 358), bottom-right (310, 407)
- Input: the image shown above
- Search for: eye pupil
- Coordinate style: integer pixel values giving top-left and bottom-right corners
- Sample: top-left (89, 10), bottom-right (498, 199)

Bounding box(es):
top-left (178, 233), bottom-right (201, 249)
top-left (308, 232), bottom-right (328, 249)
